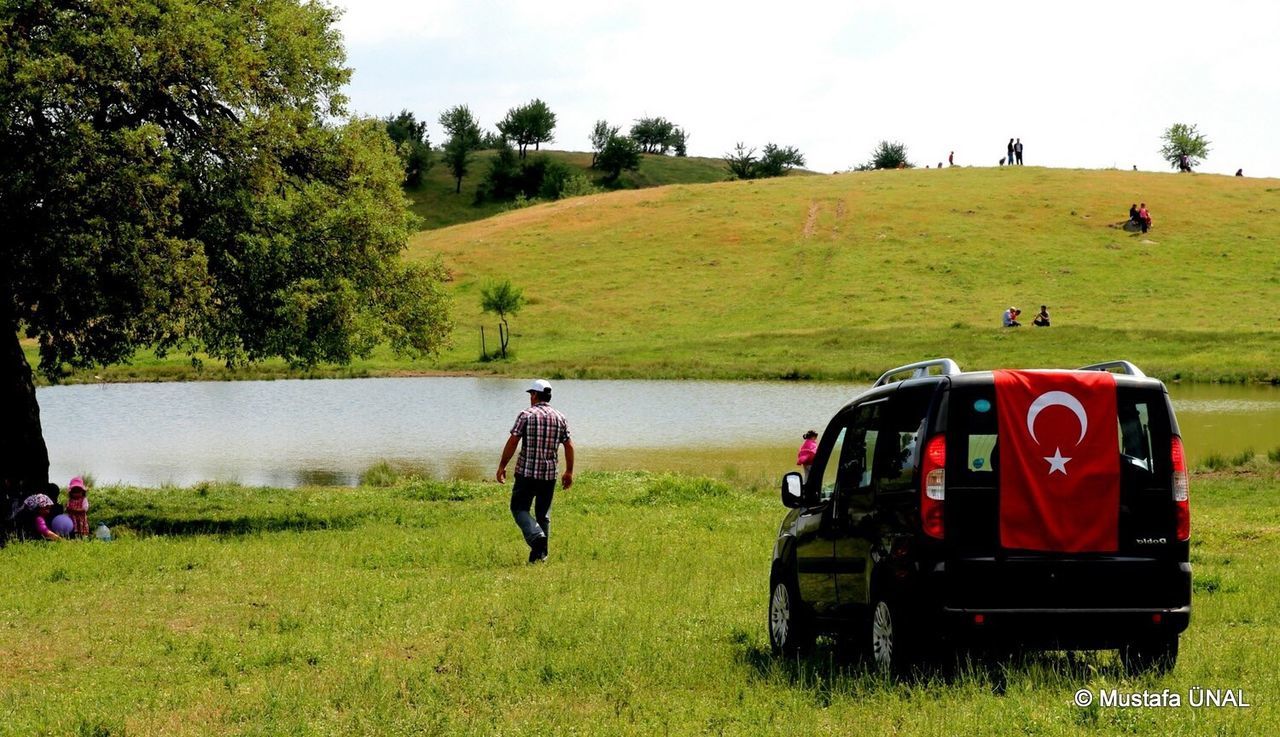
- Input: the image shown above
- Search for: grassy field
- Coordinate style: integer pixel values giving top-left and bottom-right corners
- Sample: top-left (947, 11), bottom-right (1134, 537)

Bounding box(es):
top-left (28, 165), bottom-right (1280, 386)
top-left (1, 467), bottom-right (1277, 735)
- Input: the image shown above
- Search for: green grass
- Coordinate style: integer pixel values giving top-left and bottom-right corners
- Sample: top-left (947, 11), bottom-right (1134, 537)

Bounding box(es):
top-left (28, 165), bottom-right (1280, 386)
top-left (2, 468), bottom-right (1277, 735)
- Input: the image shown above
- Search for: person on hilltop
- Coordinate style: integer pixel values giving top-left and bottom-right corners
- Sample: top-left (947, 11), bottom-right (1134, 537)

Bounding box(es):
top-left (1236, 169), bottom-right (1244, 177)
top-left (948, 151), bottom-right (955, 166)
top-left (1007, 138), bottom-right (1015, 166)
top-left (1033, 305), bottom-right (1051, 327)
top-left (1003, 306), bottom-right (1022, 328)
top-left (496, 379), bottom-right (575, 564)
top-left (1014, 138), bottom-right (1024, 165)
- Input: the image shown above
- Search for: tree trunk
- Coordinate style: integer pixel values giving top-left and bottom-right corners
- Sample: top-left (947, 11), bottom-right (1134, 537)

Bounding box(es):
top-left (480, 325), bottom-right (487, 359)
top-left (1, 306), bottom-right (51, 501)
top-left (498, 320), bottom-right (508, 359)
top-left (455, 175), bottom-right (462, 194)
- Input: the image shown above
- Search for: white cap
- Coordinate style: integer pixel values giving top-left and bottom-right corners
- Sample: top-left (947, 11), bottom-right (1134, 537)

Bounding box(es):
top-left (526, 379), bottom-right (552, 394)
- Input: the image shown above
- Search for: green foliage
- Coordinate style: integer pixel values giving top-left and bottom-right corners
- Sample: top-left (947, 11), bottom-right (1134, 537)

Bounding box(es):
top-left (481, 279), bottom-right (525, 358)
top-left (383, 110), bottom-right (433, 186)
top-left (1160, 123), bottom-right (1210, 171)
top-left (439, 105), bottom-right (483, 193)
top-left (725, 142), bottom-right (805, 179)
top-left (866, 140), bottom-right (913, 170)
top-left (0, 0), bottom-right (452, 378)
top-left (478, 129), bottom-right (506, 149)
top-left (589, 120), bottom-right (621, 168)
top-left (496, 98), bottom-right (557, 158)
top-left (630, 116), bottom-right (681, 154)
top-left (597, 135), bottom-right (642, 181)
top-left (671, 127), bottom-right (690, 157)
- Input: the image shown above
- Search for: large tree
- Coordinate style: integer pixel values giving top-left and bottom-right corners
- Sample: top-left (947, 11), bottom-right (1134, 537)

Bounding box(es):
top-left (0, 0), bottom-right (453, 494)
top-left (865, 140), bottom-right (912, 170)
top-left (496, 99), bottom-right (556, 159)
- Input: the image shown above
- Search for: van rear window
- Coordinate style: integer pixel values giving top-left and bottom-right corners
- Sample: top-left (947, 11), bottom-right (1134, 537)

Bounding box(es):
top-left (948, 385), bottom-right (1170, 485)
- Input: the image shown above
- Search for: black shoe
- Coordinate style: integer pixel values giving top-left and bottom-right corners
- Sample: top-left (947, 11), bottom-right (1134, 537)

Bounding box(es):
top-left (528, 535), bottom-right (548, 563)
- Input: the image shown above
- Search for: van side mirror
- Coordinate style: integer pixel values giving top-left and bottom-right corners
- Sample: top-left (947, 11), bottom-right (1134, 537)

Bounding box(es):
top-left (781, 472), bottom-right (805, 508)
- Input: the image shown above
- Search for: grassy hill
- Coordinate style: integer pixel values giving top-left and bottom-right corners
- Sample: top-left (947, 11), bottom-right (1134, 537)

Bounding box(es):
top-left (408, 166), bottom-right (1280, 383)
top-left (37, 165), bottom-right (1279, 384)
top-left (405, 149), bottom-right (744, 230)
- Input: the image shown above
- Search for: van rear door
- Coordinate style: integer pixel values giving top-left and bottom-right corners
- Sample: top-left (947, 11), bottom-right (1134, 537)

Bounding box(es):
top-left (941, 378), bottom-right (1187, 609)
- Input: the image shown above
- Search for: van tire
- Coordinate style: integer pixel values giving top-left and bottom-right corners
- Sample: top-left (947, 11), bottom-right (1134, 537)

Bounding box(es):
top-left (868, 597), bottom-right (912, 675)
top-left (1120, 635), bottom-right (1179, 675)
top-left (769, 563), bottom-right (814, 656)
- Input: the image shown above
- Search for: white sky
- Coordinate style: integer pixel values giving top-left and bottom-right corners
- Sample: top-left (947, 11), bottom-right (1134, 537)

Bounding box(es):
top-left (332, 0), bottom-right (1280, 177)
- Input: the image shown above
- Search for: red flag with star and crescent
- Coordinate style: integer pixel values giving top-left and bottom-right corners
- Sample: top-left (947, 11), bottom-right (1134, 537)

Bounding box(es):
top-left (994, 370), bottom-right (1121, 553)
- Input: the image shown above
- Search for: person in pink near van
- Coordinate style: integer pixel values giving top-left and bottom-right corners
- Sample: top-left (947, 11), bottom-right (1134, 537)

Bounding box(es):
top-left (796, 430), bottom-right (819, 479)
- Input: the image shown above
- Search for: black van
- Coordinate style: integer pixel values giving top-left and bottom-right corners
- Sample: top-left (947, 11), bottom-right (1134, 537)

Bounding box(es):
top-left (768, 359), bottom-right (1191, 674)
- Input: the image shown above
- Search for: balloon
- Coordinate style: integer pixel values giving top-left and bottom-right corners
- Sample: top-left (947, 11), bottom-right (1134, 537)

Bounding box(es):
top-left (50, 514), bottom-right (75, 537)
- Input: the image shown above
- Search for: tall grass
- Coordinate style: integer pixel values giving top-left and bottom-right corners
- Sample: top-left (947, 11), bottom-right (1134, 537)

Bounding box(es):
top-left (2, 470), bottom-right (1277, 734)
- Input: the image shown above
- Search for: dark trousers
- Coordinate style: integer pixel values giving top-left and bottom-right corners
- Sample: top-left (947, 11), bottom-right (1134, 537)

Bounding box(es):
top-left (511, 475), bottom-right (556, 546)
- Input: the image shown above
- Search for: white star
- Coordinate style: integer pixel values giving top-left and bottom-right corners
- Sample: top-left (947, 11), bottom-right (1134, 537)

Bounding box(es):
top-left (1044, 447), bottom-right (1072, 475)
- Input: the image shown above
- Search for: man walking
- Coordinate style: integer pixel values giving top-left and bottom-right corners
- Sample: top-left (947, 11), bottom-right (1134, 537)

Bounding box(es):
top-left (496, 379), bottom-right (574, 563)
top-left (1014, 138), bottom-right (1024, 165)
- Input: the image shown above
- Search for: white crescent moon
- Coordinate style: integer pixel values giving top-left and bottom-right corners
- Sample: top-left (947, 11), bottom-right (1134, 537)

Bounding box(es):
top-left (1026, 391), bottom-right (1088, 445)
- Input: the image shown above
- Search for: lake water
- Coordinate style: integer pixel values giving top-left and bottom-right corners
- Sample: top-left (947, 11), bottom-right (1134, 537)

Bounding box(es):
top-left (37, 377), bottom-right (1280, 488)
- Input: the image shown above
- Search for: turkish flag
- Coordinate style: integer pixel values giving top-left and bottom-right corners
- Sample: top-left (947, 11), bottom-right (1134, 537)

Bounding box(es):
top-left (994, 370), bottom-right (1121, 553)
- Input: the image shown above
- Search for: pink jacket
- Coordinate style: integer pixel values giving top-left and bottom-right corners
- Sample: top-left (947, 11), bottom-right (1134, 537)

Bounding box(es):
top-left (796, 438), bottom-right (818, 466)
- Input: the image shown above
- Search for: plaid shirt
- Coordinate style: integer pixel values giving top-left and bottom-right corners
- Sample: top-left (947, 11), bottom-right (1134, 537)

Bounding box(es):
top-left (511, 402), bottom-right (571, 480)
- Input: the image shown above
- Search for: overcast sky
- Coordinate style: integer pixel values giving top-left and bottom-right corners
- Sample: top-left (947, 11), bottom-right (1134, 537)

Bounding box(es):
top-left (333, 0), bottom-right (1280, 177)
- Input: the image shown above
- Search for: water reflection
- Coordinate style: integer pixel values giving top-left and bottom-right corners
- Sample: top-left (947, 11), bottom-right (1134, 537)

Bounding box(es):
top-left (37, 377), bottom-right (1280, 488)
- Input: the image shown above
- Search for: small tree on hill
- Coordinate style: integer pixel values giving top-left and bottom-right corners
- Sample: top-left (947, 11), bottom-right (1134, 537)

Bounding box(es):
top-left (631, 116), bottom-right (678, 154)
top-left (724, 142), bottom-right (804, 179)
top-left (671, 128), bottom-right (689, 157)
top-left (866, 140), bottom-right (912, 170)
top-left (497, 99), bottom-right (557, 159)
top-left (1160, 123), bottom-right (1210, 172)
top-left (724, 143), bottom-right (757, 179)
top-left (596, 135), bottom-right (642, 182)
top-left (590, 120), bottom-right (620, 168)
top-left (439, 105), bottom-right (483, 193)
top-left (756, 144), bottom-right (805, 177)
top-left (383, 110), bottom-right (433, 186)
top-left (480, 280), bottom-right (525, 359)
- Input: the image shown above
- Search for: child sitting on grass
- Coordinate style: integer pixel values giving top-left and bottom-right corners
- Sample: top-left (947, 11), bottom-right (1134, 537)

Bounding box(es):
top-left (22, 493), bottom-right (62, 541)
top-left (66, 477), bottom-right (90, 538)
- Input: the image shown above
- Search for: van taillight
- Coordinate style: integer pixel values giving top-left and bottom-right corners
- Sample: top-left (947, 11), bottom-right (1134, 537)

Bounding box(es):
top-left (921, 435), bottom-right (946, 539)
top-left (1172, 436), bottom-right (1190, 541)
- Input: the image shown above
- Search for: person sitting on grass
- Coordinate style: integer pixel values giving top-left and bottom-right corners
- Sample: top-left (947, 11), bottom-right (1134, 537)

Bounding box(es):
top-left (1129, 203), bottom-right (1139, 224)
top-left (21, 493), bottom-right (63, 541)
top-left (1033, 305), bottom-right (1051, 327)
top-left (1138, 203), bottom-right (1153, 234)
top-left (1002, 306), bottom-right (1022, 328)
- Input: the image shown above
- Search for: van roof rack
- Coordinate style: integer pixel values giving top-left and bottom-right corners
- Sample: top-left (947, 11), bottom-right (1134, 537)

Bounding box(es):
top-left (1078, 360), bottom-right (1147, 377)
top-left (873, 358), bottom-right (962, 387)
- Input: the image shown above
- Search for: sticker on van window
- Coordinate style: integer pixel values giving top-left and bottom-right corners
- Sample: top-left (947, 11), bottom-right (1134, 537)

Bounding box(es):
top-left (974, 398), bottom-right (992, 413)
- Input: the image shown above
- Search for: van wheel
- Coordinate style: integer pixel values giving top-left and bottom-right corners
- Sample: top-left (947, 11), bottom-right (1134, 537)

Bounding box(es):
top-left (868, 597), bottom-right (916, 675)
top-left (1120, 635), bottom-right (1179, 675)
top-left (769, 564), bottom-right (814, 656)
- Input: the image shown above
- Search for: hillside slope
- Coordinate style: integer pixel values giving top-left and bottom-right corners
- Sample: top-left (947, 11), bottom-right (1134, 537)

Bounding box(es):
top-left (410, 166), bottom-right (1280, 382)
top-left (405, 149), bottom-right (744, 230)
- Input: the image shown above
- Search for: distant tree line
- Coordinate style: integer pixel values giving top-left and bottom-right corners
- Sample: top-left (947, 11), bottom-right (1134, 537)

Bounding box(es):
top-left (380, 103), bottom-right (696, 204)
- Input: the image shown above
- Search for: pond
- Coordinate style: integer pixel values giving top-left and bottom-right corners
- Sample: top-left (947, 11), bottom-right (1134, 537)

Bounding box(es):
top-left (37, 377), bottom-right (1280, 488)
